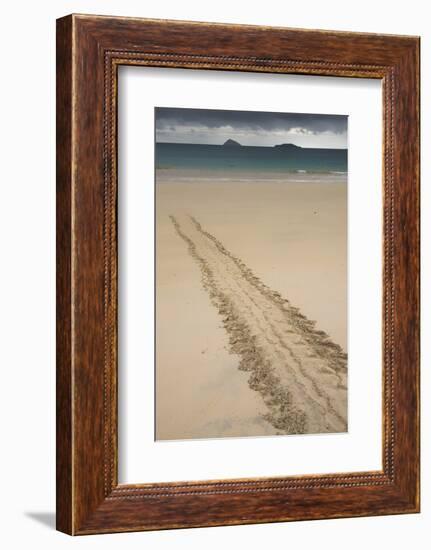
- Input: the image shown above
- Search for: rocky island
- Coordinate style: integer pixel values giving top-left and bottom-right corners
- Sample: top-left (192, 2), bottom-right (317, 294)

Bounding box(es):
top-left (222, 139), bottom-right (242, 147)
top-left (274, 143), bottom-right (302, 149)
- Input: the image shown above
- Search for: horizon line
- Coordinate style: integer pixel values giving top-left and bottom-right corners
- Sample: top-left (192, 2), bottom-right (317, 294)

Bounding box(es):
top-left (155, 141), bottom-right (348, 150)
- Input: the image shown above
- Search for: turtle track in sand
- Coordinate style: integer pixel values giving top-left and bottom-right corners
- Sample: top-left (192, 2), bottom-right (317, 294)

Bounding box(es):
top-left (169, 214), bottom-right (347, 435)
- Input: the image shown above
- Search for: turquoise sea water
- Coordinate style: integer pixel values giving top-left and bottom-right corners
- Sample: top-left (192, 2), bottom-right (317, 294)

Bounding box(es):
top-left (155, 143), bottom-right (347, 174)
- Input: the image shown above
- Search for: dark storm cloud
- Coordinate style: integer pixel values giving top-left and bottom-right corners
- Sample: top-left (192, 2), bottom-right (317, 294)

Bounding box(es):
top-left (155, 107), bottom-right (347, 135)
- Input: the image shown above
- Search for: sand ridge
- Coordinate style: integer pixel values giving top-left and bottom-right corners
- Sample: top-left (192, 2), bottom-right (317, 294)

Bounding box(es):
top-left (170, 214), bottom-right (348, 435)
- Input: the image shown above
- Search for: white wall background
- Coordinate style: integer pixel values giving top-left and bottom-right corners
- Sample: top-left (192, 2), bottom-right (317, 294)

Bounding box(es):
top-left (0, 0), bottom-right (427, 548)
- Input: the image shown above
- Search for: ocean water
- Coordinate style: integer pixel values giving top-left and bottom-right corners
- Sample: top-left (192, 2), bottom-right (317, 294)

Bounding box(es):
top-left (155, 143), bottom-right (347, 174)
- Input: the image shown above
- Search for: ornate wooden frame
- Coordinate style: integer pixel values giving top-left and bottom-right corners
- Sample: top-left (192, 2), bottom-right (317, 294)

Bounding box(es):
top-left (56, 14), bottom-right (420, 535)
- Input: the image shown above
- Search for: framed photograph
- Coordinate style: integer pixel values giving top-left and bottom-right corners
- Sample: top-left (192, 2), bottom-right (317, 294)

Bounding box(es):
top-left (56, 14), bottom-right (420, 535)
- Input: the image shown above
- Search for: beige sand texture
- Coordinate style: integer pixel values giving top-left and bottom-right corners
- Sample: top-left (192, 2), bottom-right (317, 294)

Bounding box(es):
top-left (155, 173), bottom-right (347, 440)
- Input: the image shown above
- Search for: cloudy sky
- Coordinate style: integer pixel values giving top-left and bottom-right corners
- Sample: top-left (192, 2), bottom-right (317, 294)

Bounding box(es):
top-left (155, 107), bottom-right (347, 149)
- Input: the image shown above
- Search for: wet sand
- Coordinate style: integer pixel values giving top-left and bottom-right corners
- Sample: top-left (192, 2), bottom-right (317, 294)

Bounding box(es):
top-left (155, 171), bottom-right (347, 440)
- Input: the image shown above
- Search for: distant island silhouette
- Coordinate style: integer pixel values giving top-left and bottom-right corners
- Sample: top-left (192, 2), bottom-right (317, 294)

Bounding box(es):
top-left (274, 143), bottom-right (302, 149)
top-left (222, 139), bottom-right (242, 147)
top-left (222, 140), bottom-right (305, 149)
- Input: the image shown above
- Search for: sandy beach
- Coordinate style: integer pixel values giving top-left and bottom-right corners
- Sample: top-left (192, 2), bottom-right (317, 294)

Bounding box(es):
top-left (155, 170), bottom-right (347, 440)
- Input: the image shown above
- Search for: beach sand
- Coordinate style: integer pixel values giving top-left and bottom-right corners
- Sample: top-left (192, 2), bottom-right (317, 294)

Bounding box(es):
top-left (155, 170), bottom-right (347, 440)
